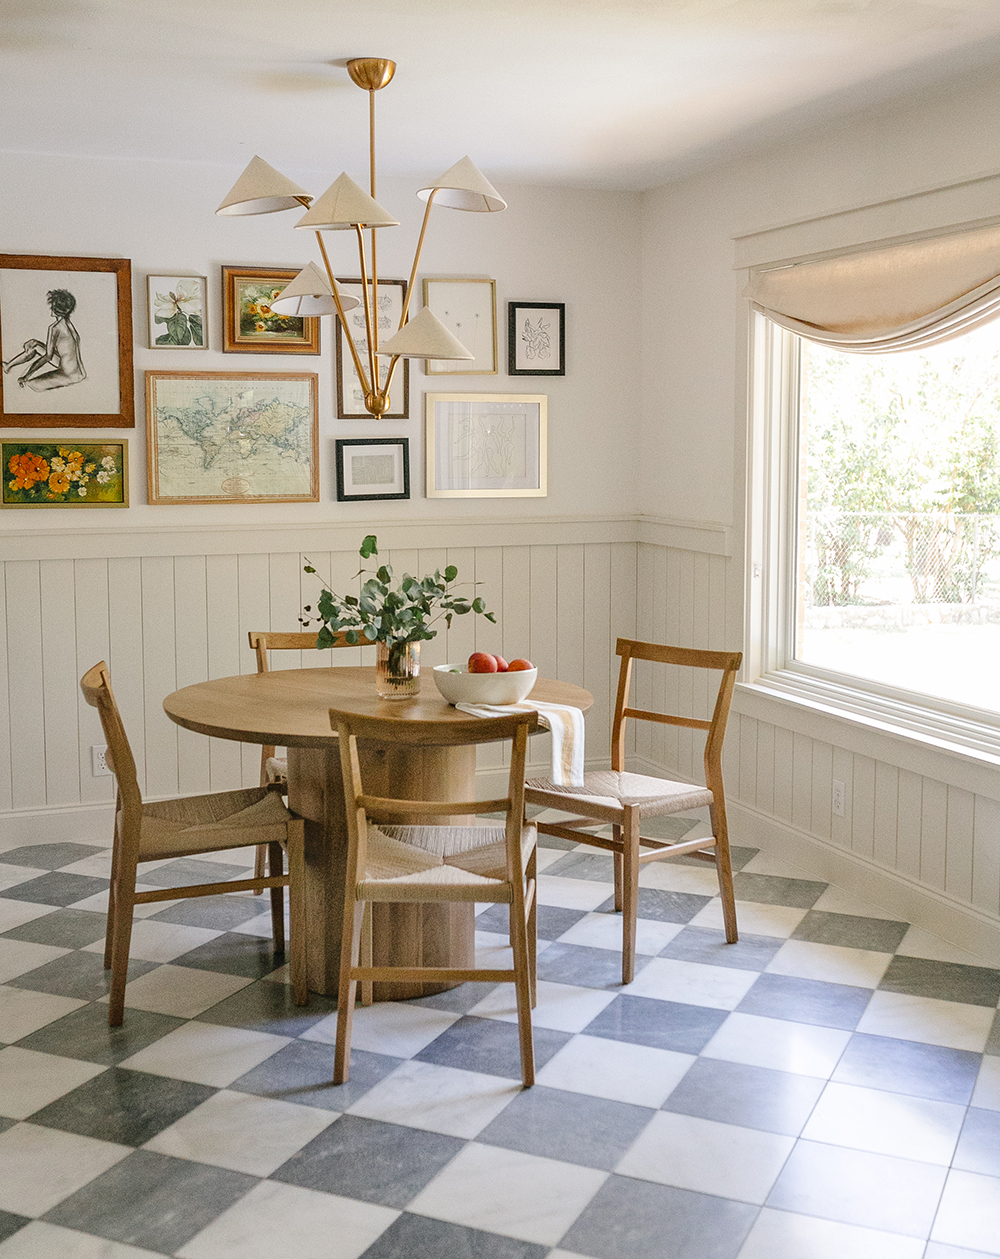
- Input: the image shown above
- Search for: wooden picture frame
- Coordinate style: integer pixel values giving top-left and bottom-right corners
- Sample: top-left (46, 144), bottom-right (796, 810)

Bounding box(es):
top-left (2, 439), bottom-right (128, 507)
top-left (221, 266), bottom-right (320, 354)
top-left (335, 437), bottom-right (410, 501)
top-left (0, 254), bottom-right (134, 429)
top-left (508, 301), bottom-right (565, 376)
top-left (146, 370), bottom-right (319, 504)
top-left (422, 277), bottom-right (497, 375)
top-left (425, 392), bottom-right (547, 498)
top-left (147, 274), bottom-right (208, 349)
top-left (335, 277), bottom-right (409, 419)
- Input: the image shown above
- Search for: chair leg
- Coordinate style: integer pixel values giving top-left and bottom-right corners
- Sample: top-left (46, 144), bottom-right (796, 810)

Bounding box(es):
top-left (509, 900), bottom-right (535, 1088)
top-left (253, 843), bottom-right (267, 895)
top-left (286, 826), bottom-right (308, 1007)
top-left (360, 904), bottom-right (373, 1007)
top-left (620, 806), bottom-right (640, 985)
top-left (107, 870), bottom-right (136, 1028)
top-left (268, 842), bottom-right (285, 955)
top-left (104, 823), bottom-right (123, 970)
top-left (712, 803), bottom-right (739, 944)
top-left (527, 848), bottom-right (538, 1009)
top-left (612, 825), bottom-right (623, 912)
top-left (334, 900), bottom-right (365, 1085)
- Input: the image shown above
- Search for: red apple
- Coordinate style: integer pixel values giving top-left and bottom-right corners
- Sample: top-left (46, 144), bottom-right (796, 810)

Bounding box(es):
top-left (468, 652), bottom-right (499, 673)
top-left (493, 655), bottom-right (509, 672)
top-left (507, 658), bottom-right (534, 671)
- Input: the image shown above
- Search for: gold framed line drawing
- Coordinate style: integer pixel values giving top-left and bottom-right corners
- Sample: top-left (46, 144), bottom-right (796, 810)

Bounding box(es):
top-left (335, 277), bottom-right (409, 418)
top-left (221, 266), bottom-right (320, 354)
top-left (2, 440), bottom-right (128, 507)
top-left (0, 253), bottom-right (134, 429)
top-left (425, 392), bottom-right (547, 498)
top-left (422, 277), bottom-right (497, 375)
top-left (146, 370), bottom-right (319, 504)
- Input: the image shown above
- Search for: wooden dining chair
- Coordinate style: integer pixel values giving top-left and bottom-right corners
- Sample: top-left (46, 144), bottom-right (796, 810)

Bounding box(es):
top-left (247, 629), bottom-right (352, 886)
top-left (81, 661), bottom-right (308, 1026)
top-left (525, 638), bottom-right (743, 984)
top-left (330, 708), bottom-right (538, 1087)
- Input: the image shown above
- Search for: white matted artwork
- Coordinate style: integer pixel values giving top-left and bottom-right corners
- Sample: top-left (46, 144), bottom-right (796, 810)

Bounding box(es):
top-left (335, 278), bottom-right (409, 418)
top-left (335, 437), bottom-right (409, 501)
top-left (425, 393), bottom-right (546, 498)
top-left (422, 278), bottom-right (497, 375)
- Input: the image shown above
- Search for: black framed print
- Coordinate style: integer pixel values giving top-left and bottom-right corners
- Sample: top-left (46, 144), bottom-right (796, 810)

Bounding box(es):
top-left (335, 437), bottom-right (410, 501)
top-left (508, 301), bottom-right (565, 377)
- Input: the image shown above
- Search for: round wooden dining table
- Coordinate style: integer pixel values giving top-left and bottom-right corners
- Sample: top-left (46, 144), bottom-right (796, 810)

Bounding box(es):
top-left (163, 666), bottom-right (592, 999)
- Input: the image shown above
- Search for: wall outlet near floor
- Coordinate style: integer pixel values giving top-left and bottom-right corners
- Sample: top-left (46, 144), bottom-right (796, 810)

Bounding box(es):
top-left (91, 744), bottom-right (112, 776)
top-left (832, 778), bottom-right (846, 818)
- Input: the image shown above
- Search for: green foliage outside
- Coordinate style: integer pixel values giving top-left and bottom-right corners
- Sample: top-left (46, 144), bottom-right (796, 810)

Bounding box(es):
top-left (803, 326), bottom-right (1000, 606)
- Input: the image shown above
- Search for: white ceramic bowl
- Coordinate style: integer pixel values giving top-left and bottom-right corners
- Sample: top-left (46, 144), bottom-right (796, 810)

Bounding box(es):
top-left (433, 664), bottom-right (538, 706)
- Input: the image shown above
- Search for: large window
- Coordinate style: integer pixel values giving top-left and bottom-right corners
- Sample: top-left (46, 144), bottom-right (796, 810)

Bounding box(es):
top-left (797, 323), bottom-right (1000, 714)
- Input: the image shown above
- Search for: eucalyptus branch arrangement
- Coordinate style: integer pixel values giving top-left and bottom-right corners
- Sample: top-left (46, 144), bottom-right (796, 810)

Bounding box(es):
top-left (301, 535), bottom-right (496, 655)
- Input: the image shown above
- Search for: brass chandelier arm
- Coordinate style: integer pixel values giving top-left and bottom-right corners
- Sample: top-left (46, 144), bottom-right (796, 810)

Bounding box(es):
top-left (354, 225), bottom-right (379, 399)
top-left (314, 229), bottom-right (370, 393)
top-left (379, 188), bottom-right (440, 403)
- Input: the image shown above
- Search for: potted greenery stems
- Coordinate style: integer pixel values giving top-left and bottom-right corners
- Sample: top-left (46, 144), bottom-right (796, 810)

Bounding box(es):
top-left (303, 535), bottom-right (496, 699)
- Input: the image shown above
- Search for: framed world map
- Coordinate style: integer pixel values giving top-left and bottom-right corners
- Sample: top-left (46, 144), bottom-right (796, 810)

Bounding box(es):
top-left (145, 370), bottom-right (319, 504)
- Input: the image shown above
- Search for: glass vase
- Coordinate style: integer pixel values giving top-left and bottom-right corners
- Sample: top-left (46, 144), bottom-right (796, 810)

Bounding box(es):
top-left (376, 640), bottom-right (421, 700)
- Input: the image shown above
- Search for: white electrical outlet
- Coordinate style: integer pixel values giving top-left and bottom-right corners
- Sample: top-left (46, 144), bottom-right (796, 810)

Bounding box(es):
top-left (91, 745), bottom-right (112, 777)
top-left (832, 778), bottom-right (845, 818)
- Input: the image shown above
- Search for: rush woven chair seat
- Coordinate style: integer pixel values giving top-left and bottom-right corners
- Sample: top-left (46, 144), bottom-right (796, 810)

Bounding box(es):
top-left (330, 708), bottom-right (538, 1088)
top-left (81, 661), bottom-right (307, 1026)
top-left (525, 638), bottom-right (743, 984)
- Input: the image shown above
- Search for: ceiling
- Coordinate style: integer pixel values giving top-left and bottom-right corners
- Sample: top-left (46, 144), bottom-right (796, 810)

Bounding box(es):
top-left (4, 0), bottom-right (1000, 190)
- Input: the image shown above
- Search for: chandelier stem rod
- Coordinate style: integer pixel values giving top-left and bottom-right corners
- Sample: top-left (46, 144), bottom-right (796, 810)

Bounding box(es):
top-left (368, 88), bottom-right (379, 367)
top-left (354, 225), bottom-right (378, 396)
top-left (314, 228), bottom-right (370, 394)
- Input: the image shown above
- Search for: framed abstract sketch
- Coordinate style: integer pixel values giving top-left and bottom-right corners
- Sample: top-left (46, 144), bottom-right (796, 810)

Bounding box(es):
top-left (335, 437), bottom-right (409, 502)
top-left (508, 301), bottom-right (565, 377)
top-left (221, 266), bottom-right (320, 354)
top-left (422, 278), bottom-right (497, 375)
top-left (335, 278), bottom-right (409, 419)
top-left (0, 254), bottom-right (134, 428)
top-left (2, 440), bottom-right (128, 507)
top-left (146, 370), bottom-right (319, 504)
top-left (147, 275), bottom-right (207, 349)
top-left (425, 393), bottom-right (547, 498)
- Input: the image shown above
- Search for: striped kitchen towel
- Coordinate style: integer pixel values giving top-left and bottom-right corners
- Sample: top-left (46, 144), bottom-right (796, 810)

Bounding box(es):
top-left (455, 699), bottom-right (585, 788)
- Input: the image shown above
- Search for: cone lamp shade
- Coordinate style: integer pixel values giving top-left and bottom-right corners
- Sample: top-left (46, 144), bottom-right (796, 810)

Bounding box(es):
top-left (377, 306), bottom-right (474, 360)
top-left (417, 156), bottom-right (506, 213)
top-left (268, 262), bottom-right (360, 317)
top-left (296, 173), bottom-right (399, 231)
top-left (217, 156), bottom-right (311, 216)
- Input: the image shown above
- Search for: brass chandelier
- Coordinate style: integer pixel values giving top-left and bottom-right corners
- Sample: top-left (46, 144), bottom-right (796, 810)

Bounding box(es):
top-left (216, 57), bottom-right (506, 420)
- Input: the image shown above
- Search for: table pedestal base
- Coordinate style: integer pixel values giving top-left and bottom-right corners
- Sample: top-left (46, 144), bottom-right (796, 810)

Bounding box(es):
top-left (287, 741), bottom-right (477, 1000)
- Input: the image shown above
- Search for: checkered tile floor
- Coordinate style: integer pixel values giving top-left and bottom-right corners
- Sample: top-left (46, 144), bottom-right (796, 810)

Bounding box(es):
top-left (1, 812), bottom-right (999, 1258)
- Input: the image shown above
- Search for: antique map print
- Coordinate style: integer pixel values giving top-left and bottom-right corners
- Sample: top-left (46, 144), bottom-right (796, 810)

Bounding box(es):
top-left (147, 372), bottom-right (318, 503)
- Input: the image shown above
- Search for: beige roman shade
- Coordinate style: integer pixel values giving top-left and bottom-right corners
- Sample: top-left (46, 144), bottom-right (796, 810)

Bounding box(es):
top-left (745, 221), bottom-right (1000, 353)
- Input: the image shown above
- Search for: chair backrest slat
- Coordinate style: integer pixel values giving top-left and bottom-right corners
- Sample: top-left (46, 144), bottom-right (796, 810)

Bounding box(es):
top-left (248, 629), bottom-right (354, 673)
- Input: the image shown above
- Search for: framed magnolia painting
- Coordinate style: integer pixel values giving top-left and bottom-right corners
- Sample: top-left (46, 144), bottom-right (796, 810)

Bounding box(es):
top-left (422, 277), bottom-right (497, 375)
top-left (147, 275), bottom-right (207, 349)
top-left (2, 440), bottom-right (128, 507)
top-left (425, 392), bottom-right (547, 498)
top-left (221, 266), bottom-right (320, 354)
top-left (0, 253), bottom-right (134, 428)
top-left (335, 277), bottom-right (409, 419)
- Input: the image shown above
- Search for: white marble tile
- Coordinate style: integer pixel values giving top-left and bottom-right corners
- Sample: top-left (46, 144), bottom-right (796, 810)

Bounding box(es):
top-left (0, 867), bottom-right (45, 895)
top-left (856, 991), bottom-right (994, 1053)
top-left (536, 1034), bottom-right (695, 1107)
top-left (808, 884), bottom-right (900, 920)
top-left (82, 919), bottom-right (222, 963)
top-left (738, 851), bottom-right (817, 880)
top-left (121, 1021), bottom-right (289, 1087)
top-left (623, 956), bottom-right (758, 1009)
top-left (617, 1110), bottom-right (794, 1204)
top-left (0, 1047), bottom-right (106, 1120)
top-left (973, 1055), bottom-right (1000, 1112)
top-left (701, 1012), bottom-right (851, 1078)
top-left (0, 900), bottom-right (56, 935)
top-left (57, 854), bottom-right (115, 879)
top-left (304, 1001), bottom-right (459, 1059)
top-left (534, 848), bottom-right (568, 873)
top-left (408, 1142), bottom-right (607, 1246)
top-left (555, 912), bottom-right (683, 956)
top-left (0, 939), bottom-right (69, 984)
top-left (802, 1081), bottom-right (965, 1164)
top-left (637, 861), bottom-right (721, 896)
top-left (145, 1088), bottom-right (336, 1175)
top-left (737, 1207), bottom-right (925, 1259)
top-left (0, 987), bottom-right (86, 1044)
top-left (535, 875), bottom-right (614, 912)
top-left (467, 979), bottom-right (616, 1032)
top-left (348, 1059), bottom-right (518, 1138)
top-left (101, 964), bottom-right (251, 1018)
top-left (229, 912), bottom-right (279, 939)
top-left (177, 1180), bottom-right (398, 1259)
top-left (0, 1122), bottom-right (130, 1216)
top-left (0, 1221), bottom-right (164, 1258)
top-left (689, 898), bottom-right (807, 938)
top-left (931, 1169), bottom-right (1000, 1254)
top-left (765, 939), bottom-right (892, 988)
top-left (895, 926), bottom-right (995, 968)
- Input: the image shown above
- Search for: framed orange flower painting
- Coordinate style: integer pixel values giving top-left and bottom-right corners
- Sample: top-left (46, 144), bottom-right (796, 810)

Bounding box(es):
top-left (2, 440), bottom-right (128, 507)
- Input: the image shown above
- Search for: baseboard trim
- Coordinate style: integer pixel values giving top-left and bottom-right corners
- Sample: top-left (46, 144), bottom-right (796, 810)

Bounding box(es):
top-left (0, 801), bottom-right (116, 846)
top-left (731, 800), bottom-right (1000, 966)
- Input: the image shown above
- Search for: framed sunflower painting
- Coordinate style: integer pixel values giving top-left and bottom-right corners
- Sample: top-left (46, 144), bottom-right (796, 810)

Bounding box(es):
top-left (221, 266), bottom-right (320, 354)
top-left (2, 440), bottom-right (128, 507)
